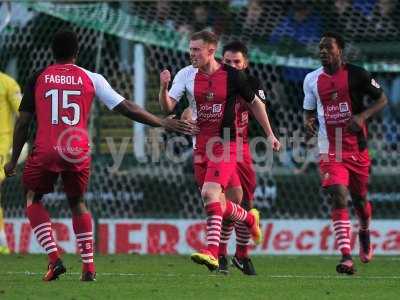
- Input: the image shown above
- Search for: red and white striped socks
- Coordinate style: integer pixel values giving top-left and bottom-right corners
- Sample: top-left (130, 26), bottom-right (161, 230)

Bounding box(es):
top-left (219, 201), bottom-right (252, 258)
top-left (26, 203), bottom-right (95, 272)
top-left (332, 208), bottom-right (351, 256)
top-left (73, 213), bottom-right (95, 273)
top-left (223, 200), bottom-right (254, 226)
top-left (205, 202), bottom-right (223, 258)
top-left (219, 219), bottom-right (234, 256)
top-left (219, 216), bottom-right (251, 258)
top-left (26, 203), bottom-right (60, 263)
top-left (235, 221), bottom-right (250, 258)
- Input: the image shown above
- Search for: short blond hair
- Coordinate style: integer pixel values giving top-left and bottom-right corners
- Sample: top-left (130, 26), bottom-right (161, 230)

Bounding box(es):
top-left (190, 30), bottom-right (218, 46)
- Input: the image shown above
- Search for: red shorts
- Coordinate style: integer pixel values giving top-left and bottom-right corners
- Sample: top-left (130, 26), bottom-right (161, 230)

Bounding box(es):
top-left (22, 153), bottom-right (89, 197)
top-left (193, 142), bottom-right (238, 189)
top-left (319, 151), bottom-right (370, 197)
top-left (227, 143), bottom-right (256, 201)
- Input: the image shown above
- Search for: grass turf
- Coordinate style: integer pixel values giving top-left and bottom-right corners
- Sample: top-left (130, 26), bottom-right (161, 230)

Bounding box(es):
top-left (0, 255), bottom-right (399, 300)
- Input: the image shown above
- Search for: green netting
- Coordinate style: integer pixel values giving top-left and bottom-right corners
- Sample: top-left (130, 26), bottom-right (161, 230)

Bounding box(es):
top-left (22, 1), bottom-right (400, 72)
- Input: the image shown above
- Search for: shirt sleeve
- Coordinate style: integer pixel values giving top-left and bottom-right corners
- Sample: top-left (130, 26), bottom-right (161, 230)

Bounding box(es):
top-left (236, 70), bottom-right (256, 103)
top-left (6, 76), bottom-right (22, 114)
top-left (360, 68), bottom-right (383, 100)
top-left (303, 73), bottom-right (317, 110)
top-left (19, 75), bottom-right (37, 113)
top-left (168, 68), bottom-right (187, 102)
top-left (91, 73), bottom-right (125, 110)
top-left (249, 76), bottom-right (271, 108)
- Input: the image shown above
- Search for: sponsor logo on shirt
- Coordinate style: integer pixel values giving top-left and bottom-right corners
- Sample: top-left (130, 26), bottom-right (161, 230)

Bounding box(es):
top-left (325, 103), bottom-right (352, 125)
top-left (212, 104), bottom-right (222, 113)
top-left (198, 103), bottom-right (223, 121)
top-left (339, 102), bottom-right (349, 112)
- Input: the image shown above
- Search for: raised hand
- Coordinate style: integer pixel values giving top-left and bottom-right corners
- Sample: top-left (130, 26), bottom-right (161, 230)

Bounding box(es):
top-left (160, 69), bottom-right (171, 90)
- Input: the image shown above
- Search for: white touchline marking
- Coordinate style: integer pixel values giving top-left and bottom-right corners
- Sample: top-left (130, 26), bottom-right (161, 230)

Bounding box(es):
top-left (268, 275), bottom-right (400, 279)
top-left (319, 256), bottom-right (400, 261)
top-left (3, 272), bottom-right (400, 279)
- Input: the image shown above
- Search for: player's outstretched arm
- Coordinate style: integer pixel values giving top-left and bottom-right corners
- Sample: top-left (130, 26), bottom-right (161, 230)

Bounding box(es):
top-left (4, 112), bottom-right (33, 177)
top-left (248, 97), bottom-right (281, 151)
top-left (234, 69), bottom-right (280, 151)
top-left (113, 100), bottom-right (198, 135)
top-left (159, 70), bottom-right (177, 114)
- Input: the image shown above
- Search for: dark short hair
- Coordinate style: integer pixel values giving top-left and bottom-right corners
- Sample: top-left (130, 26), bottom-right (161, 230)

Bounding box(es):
top-left (190, 30), bottom-right (218, 46)
top-left (321, 32), bottom-right (345, 49)
top-left (51, 29), bottom-right (79, 60)
top-left (222, 41), bottom-right (248, 58)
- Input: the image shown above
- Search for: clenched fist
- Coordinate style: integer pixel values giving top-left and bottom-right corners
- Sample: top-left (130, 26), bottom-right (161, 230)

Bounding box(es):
top-left (160, 69), bottom-right (171, 89)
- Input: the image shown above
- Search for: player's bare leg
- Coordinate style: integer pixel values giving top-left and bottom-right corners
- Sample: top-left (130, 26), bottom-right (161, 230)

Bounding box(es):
top-left (352, 193), bottom-right (373, 263)
top-left (25, 191), bottom-right (65, 281)
top-left (327, 185), bottom-right (355, 275)
top-left (68, 196), bottom-right (96, 281)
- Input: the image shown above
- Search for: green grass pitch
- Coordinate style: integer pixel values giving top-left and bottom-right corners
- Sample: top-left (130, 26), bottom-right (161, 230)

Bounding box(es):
top-left (0, 255), bottom-right (399, 300)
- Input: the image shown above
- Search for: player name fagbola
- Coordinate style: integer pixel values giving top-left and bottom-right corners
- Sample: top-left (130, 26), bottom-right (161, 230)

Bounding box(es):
top-left (45, 74), bottom-right (83, 85)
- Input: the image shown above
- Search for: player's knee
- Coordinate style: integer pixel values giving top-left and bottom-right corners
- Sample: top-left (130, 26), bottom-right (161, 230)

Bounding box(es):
top-left (201, 190), bottom-right (216, 204)
top-left (201, 189), bottom-right (220, 205)
top-left (67, 196), bottom-right (87, 215)
top-left (230, 195), bottom-right (242, 204)
top-left (201, 183), bottom-right (222, 204)
top-left (351, 193), bottom-right (367, 208)
top-left (71, 204), bottom-right (88, 216)
top-left (332, 198), bottom-right (347, 209)
top-left (25, 191), bottom-right (42, 207)
top-left (326, 185), bottom-right (348, 209)
top-left (331, 191), bottom-right (347, 208)
top-left (225, 187), bottom-right (242, 204)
